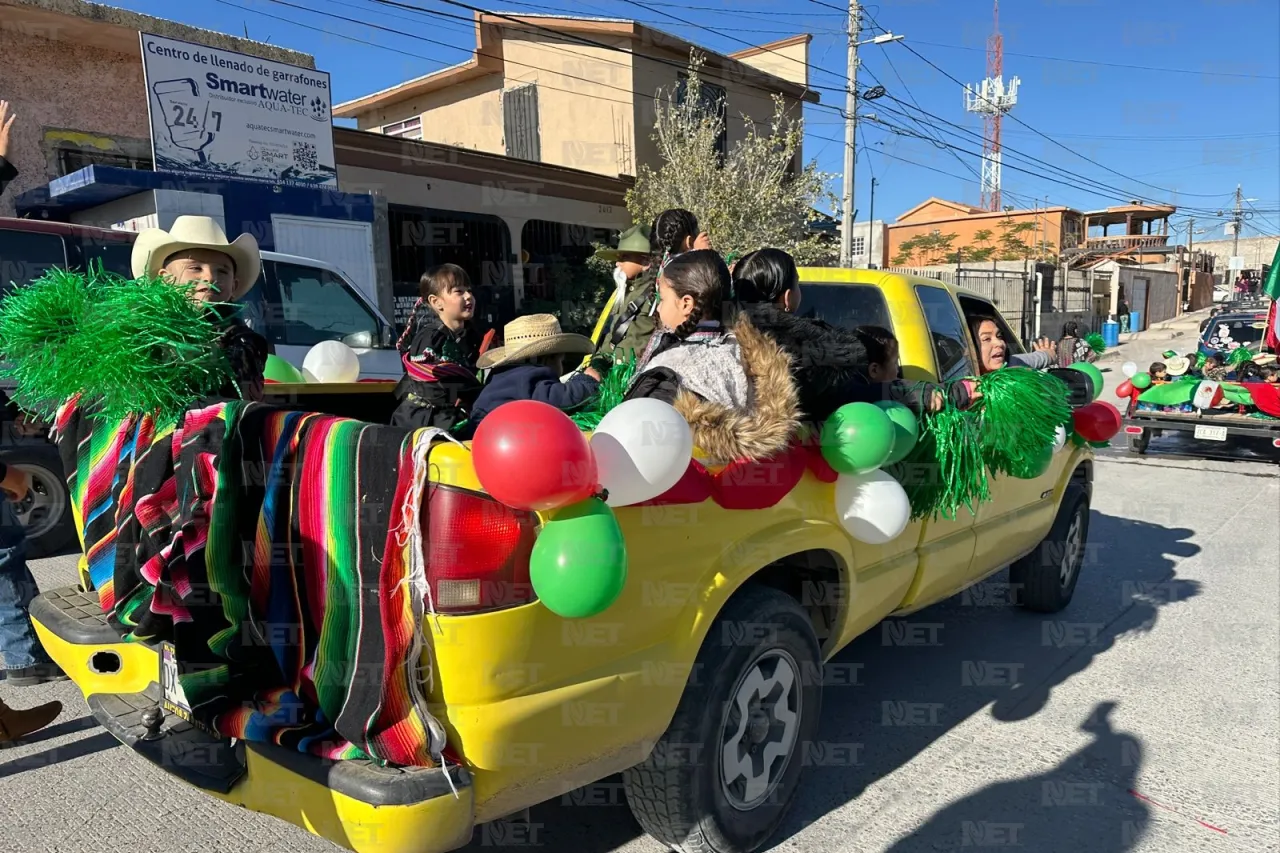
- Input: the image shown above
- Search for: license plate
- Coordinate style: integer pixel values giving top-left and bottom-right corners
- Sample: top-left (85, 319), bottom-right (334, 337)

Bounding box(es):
top-left (1194, 425), bottom-right (1228, 442)
top-left (160, 642), bottom-right (195, 722)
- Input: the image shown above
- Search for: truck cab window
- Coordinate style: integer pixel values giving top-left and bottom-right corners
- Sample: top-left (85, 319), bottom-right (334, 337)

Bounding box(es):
top-left (914, 284), bottom-right (976, 382)
top-left (79, 240), bottom-right (134, 278)
top-left (268, 262), bottom-right (381, 348)
top-left (797, 283), bottom-right (892, 332)
top-left (0, 230), bottom-right (67, 297)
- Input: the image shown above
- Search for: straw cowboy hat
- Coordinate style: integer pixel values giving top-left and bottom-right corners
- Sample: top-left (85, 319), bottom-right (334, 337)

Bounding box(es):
top-left (478, 314), bottom-right (594, 370)
top-left (1164, 356), bottom-right (1192, 376)
top-left (1252, 352), bottom-right (1277, 365)
top-left (130, 216), bottom-right (261, 300)
top-left (594, 224), bottom-right (653, 262)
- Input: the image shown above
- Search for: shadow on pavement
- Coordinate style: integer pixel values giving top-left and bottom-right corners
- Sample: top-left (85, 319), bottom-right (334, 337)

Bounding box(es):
top-left (768, 513), bottom-right (1199, 849)
top-left (0, 731), bottom-right (120, 779)
top-left (881, 702), bottom-right (1150, 852)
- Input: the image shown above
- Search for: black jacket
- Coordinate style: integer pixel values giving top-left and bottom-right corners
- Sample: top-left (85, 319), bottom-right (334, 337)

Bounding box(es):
top-left (739, 303), bottom-right (870, 422)
top-left (460, 365), bottom-right (598, 438)
top-left (0, 156), bottom-right (16, 198)
top-left (391, 309), bottom-right (483, 430)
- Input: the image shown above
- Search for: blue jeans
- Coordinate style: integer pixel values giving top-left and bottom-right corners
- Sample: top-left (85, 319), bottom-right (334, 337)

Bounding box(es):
top-left (0, 499), bottom-right (51, 669)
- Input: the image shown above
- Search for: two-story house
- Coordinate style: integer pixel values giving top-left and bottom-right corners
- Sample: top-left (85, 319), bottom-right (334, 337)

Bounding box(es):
top-left (334, 13), bottom-right (818, 179)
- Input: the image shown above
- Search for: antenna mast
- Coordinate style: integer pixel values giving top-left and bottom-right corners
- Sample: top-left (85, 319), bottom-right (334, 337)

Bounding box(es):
top-left (965, 0), bottom-right (1019, 211)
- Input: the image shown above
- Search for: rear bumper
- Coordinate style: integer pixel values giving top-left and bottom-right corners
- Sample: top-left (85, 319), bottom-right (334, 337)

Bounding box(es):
top-left (30, 587), bottom-right (476, 853)
top-left (1124, 415), bottom-right (1280, 441)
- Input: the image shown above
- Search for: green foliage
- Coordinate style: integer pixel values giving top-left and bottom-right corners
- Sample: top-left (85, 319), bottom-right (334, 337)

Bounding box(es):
top-left (891, 231), bottom-right (961, 266)
top-left (626, 52), bottom-right (838, 266)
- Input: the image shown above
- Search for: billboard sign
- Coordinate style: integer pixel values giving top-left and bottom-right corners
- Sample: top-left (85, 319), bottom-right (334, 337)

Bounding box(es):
top-left (140, 32), bottom-right (337, 187)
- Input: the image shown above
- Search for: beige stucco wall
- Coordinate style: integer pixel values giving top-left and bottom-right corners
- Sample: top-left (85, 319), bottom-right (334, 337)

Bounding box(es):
top-left (731, 41), bottom-right (809, 89)
top-left (631, 53), bottom-right (805, 179)
top-left (502, 33), bottom-right (635, 176)
top-left (358, 75), bottom-right (506, 155)
top-left (0, 28), bottom-right (148, 216)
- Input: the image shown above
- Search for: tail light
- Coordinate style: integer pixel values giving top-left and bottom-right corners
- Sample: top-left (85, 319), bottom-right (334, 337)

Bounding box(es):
top-left (1124, 426), bottom-right (1144, 435)
top-left (1272, 438), bottom-right (1280, 448)
top-left (425, 486), bottom-right (538, 614)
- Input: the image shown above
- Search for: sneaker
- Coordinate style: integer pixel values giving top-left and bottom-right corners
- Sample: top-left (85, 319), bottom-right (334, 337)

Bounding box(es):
top-left (3, 663), bottom-right (70, 687)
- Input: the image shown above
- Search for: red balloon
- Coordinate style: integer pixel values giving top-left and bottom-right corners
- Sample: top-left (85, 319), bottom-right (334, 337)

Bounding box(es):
top-left (472, 400), bottom-right (597, 511)
top-left (1115, 380), bottom-right (1133, 398)
top-left (1072, 401), bottom-right (1122, 443)
top-left (712, 443), bottom-right (808, 510)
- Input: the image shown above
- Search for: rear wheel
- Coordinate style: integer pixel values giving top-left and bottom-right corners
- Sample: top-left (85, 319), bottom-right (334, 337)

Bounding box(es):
top-left (1010, 484), bottom-right (1090, 613)
top-left (6, 445), bottom-right (75, 558)
top-left (624, 585), bottom-right (822, 853)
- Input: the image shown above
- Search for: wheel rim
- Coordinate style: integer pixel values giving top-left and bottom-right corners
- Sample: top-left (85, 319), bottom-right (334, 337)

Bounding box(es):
top-left (1060, 509), bottom-right (1085, 588)
top-left (12, 464), bottom-right (65, 542)
top-left (719, 649), bottom-right (801, 811)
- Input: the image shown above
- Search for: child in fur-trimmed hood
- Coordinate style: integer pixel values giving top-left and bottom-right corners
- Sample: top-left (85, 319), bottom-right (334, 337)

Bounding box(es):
top-left (624, 250), bottom-right (800, 463)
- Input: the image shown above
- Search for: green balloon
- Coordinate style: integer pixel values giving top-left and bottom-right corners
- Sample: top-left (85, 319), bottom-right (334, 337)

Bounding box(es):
top-left (264, 355), bottom-right (305, 384)
top-left (820, 402), bottom-right (895, 475)
top-left (1130, 372), bottom-right (1152, 390)
top-left (874, 400), bottom-right (919, 465)
top-left (1068, 362), bottom-right (1104, 400)
top-left (530, 499), bottom-right (627, 619)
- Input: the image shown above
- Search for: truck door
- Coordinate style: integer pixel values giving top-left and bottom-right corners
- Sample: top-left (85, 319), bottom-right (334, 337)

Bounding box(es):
top-left (958, 297), bottom-right (1064, 574)
top-left (890, 281), bottom-right (981, 612)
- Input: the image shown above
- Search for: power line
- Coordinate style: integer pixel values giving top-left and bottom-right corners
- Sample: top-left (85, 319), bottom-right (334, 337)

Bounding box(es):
top-left (856, 6), bottom-right (1233, 200)
top-left (908, 39), bottom-right (1280, 81)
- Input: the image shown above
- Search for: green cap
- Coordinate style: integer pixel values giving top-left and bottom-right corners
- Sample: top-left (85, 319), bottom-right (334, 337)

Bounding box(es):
top-left (595, 224), bottom-right (653, 261)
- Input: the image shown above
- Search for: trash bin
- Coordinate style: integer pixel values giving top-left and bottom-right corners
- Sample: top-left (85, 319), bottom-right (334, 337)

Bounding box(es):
top-left (1129, 311), bottom-right (1142, 332)
top-left (1102, 321), bottom-right (1120, 348)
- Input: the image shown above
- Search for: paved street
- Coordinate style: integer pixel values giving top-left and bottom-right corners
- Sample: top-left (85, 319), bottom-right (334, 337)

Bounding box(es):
top-left (2, 365), bottom-right (1277, 852)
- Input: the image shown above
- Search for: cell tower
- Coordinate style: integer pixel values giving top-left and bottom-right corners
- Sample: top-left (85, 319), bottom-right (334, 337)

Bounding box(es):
top-left (964, 0), bottom-right (1019, 212)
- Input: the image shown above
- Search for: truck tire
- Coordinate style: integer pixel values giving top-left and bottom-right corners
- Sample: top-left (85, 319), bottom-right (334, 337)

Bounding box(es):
top-left (1127, 430), bottom-right (1149, 455)
top-left (623, 585), bottom-right (822, 853)
top-left (6, 445), bottom-right (76, 558)
top-left (1009, 484), bottom-right (1090, 614)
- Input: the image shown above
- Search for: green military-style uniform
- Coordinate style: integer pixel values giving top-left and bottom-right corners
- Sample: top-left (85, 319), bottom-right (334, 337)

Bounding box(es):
top-left (595, 224), bottom-right (659, 364)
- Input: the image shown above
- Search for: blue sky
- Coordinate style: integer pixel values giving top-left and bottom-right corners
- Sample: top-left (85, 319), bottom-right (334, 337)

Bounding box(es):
top-left (114, 0), bottom-right (1280, 238)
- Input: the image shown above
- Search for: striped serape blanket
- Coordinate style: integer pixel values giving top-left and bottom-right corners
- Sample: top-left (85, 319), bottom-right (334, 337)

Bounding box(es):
top-left (54, 397), bottom-right (445, 767)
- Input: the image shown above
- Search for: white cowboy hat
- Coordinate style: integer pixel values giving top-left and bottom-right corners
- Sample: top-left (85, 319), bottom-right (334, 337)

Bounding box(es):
top-left (1252, 352), bottom-right (1277, 365)
top-left (477, 314), bottom-right (595, 370)
top-left (1164, 356), bottom-right (1191, 377)
top-left (130, 215), bottom-right (261, 301)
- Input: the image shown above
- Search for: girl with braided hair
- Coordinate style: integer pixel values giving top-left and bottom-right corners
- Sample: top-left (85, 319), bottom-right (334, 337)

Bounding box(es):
top-left (600, 209), bottom-right (713, 363)
top-left (625, 250), bottom-right (800, 463)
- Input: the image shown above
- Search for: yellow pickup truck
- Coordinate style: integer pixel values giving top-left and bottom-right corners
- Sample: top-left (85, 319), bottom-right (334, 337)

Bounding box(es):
top-left (30, 268), bottom-right (1093, 853)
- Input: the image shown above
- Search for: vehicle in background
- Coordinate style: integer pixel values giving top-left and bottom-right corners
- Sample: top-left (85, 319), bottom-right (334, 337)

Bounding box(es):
top-left (0, 217), bottom-right (402, 555)
top-left (1198, 309), bottom-right (1270, 358)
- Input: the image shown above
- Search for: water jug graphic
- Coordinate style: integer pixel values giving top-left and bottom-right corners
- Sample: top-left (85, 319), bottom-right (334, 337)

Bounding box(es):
top-left (152, 78), bottom-right (214, 155)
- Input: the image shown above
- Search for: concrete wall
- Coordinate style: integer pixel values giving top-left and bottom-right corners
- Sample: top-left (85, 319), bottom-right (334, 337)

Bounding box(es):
top-left (362, 75), bottom-right (506, 155)
top-left (888, 208), bottom-right (1074, 265)
top-left (730, 40), bottom-right (809, 88)
top-left (1188, 235), bottom-right (1279, 275)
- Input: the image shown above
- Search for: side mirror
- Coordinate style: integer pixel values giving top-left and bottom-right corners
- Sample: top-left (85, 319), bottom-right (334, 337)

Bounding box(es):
top-left (380, 325), bottom-right (395, 349)
top-left (342, 330), bottom-right (374, 349)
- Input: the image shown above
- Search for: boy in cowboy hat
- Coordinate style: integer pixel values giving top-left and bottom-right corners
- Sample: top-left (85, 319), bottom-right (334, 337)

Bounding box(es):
top-left (459, 314), bottom-right (601, 438)
top-left (130, 216), bottom-right (272, 402)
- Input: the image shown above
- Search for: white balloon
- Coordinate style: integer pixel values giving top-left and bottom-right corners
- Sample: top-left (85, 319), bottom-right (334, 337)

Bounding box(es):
top-left (590, 398), bottom-right (694, 507)
top-left (1053, 425), bottom-right (1067, 452)
top-left (834, 470), bottom-right (910, 545)
top-left (1121, 361), bottom-right (1139, 378)
top-left (302, 340), bottom-right (361, 383)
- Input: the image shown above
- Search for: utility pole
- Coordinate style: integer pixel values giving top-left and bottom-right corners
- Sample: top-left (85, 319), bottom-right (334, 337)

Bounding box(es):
top-left (840, 0), bottom-right (862, 269)
top-left (865, 176), bottom-right (878, 268)
top-left (1232, 183), bottom-right (1243, 264)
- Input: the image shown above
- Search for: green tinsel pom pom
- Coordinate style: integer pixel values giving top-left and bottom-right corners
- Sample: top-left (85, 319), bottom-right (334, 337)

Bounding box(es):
top-left (893, 404), bottom-right (990, 521)
top-left (570, 353), bottom-right (637, 430)
top-left (1193, 352), bottom-right (1208, 371)
top-left (0, 267), bottom-right (235, 423)
top-left (1084, 333), bottom-right (1106, 354)
top-left (975, 368), bottom-right (1072, 479)
top-left (1226, 347), bottom-right (1253, 367)
top-left (0, 266), bottom-right (100, 417)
